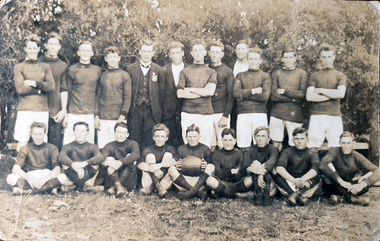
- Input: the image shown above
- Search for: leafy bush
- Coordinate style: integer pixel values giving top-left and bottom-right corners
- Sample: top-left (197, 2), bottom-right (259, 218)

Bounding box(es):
top-left (0, 0), bottom-right (378, 147)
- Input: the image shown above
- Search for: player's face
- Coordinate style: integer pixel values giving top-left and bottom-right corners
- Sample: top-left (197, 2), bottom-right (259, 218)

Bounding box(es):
top-left (281, 52), bottom-right (296, 69)
top-left (222, 134), bottom-right (236, 151)
top-left (293, 133), bottom-right (308, 150)
top-left (236, 43), bottom-right (248, 60)
top-left (153, 130), bottom-right (169, 147)
top-left (105, 52), bottom-right (120, 69)
top-left (320, 50), bottom-right (335, 69)
top-left (186, 131), bottom-right (200, 147)
top-left (140, 44), bottom-right (155, 64)
top-left (168, 47), bottom-right (184, 65)
top-left (73, 125), bottom-right (89, 144)
top-left (77, 44), bottom-right (94, 63)
top-left (46, 38), bottom-right (61, 58)
top-left (191, 44), bottom-right (207, 64)
top-left (31, 127), bottom-right (45, 145)
top-left (340, 137), bottom-right (354, 155)
top-left (115, 126), bottom-right (129, 142)
top-left (254, 130), bottom-right (269, 148)
top-left (25, 41), bottom-right (40, 61)
top-left (247, 52), bottom-right (262, 70)
top-left (208, 46), bottom-right (224, 64)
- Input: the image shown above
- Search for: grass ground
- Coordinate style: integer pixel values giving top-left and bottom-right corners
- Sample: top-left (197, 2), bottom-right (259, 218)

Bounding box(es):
top-left (0, 156), bottom-right (380, 241)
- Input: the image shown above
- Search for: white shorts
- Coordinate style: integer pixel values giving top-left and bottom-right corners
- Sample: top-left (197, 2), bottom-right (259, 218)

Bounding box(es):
top-left (269, 116), bottom-right (303, 146)
top-left (97, 119), bottom-right (117, 149)
top-left (307, 115), bottom-right (343, 148)
top-left (181, 112), bottom-right (213, 148)
top-left (28, 169), bottom-right (52, 179)
top-left (211, 114), bottom-right (230, 148)
top-left (236, 113), bottom-right (268, 148)
top-left (63, 114), bottom-right (95, 145)
top-left (14, 111), bottom-right (49, 142)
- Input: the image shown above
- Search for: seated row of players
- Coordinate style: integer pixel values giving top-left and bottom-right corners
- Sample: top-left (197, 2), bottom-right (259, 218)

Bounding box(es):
top-left (7, 121), bottom-right (380, 207)
top-left (15, 33), bottom-right (346, 160)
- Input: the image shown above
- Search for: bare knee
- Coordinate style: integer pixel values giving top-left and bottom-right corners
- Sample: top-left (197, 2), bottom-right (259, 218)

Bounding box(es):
top-left (204, 164), bottom-right (215, 175)
top-left (6, 174), bottom-right (20, 186)
top-left (206, 176), bottom-right (219, 189)
top-left (162, 152), bottom-right (173, 162)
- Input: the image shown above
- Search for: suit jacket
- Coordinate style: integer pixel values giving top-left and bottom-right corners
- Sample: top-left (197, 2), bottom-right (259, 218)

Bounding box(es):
top-left (126, 61), bottom-right (165, 123)
top-left (162, 62), bottom-right (189, 120)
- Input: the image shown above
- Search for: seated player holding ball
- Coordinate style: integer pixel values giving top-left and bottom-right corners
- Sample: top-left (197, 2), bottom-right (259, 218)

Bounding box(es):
top-left (274, 127), bottom-right (320, 206)
top-left (137, 124), bottom-right (178, 197)
top-left (206, 128), bottom-right (246, 199)
top-left (319, 131), bottom-right (380, 206)
top-left (7, 122), bottom-right (67, 195)
top-left (168, 124), bottom-right (215, 199)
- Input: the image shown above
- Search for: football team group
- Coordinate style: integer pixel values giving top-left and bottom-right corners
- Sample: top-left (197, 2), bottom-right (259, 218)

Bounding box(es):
top-left (6, 32), bottom-right (380, 207)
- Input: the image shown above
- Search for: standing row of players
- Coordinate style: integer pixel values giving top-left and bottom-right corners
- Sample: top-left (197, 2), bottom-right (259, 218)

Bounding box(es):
top-left (6, 121), bottom-right (380, 207)
top-left (15, 33), bottom-right (345, 155)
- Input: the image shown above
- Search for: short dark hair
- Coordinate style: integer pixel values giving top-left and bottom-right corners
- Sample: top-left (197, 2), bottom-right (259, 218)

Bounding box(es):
top-left (191, 38), bottom-right (207, 50)
top-left (114, 122), bottom-right (128, 132)
top-left (340, 131), bottom-right (354, 141)
top-left (186, 123), bottom-right (200, 135)
top-left (47, 32), bottom-right (62, 44)
top-left (24, 34), bottom-right (41, 47)
top-left (236, 38), bottom-right (252, 48)
top-left (281, 46), bottom-right (296, 57)
top-left (73, 121), bottom-right (89, 132)
top-left (292, 127), bottom-right (308, 138)
top-left (79, 40), bottom-right (94, 50)
top-left (208, 40), bottom-right (224, 52)
top-left (318, 43), bottom-right (335, 55)
top-left (105, 46), bottom-right (119, 55)
top-left (254, 126), bottom-right (269, 136)
top-left (30, 122), bottom-right (47, 134)
top-left (248, 47), bottom-right (263, 56)
top-left (152, 123), bottom-right (170, 137)
top-left (221, 128), bottom-right (236, 139)
top-left (167, 41), bottom-right (184, 51)
top-left (140, 39), bottom-right (155, 49)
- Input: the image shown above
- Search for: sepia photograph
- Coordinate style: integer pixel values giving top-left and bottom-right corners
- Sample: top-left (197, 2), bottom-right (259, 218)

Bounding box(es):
top-left (0, 0), bottom-right (379, 240)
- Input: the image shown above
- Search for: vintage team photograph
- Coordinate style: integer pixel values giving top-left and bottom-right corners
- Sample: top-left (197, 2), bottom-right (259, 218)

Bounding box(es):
top-left (0, 0), bottom-right (379, 240)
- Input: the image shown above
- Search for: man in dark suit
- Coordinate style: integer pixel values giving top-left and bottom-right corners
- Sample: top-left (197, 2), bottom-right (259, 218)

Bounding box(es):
top-left (162, 41), bottom-right (189, 148)
top-left (126, 39), bottom-right (165, 151)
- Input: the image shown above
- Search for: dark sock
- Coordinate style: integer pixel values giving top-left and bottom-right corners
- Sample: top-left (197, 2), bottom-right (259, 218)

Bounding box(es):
top-left (110, 171), bottom-right (121, 185)
top-left (31, 177), bottom-right (61, 194)
top-left (232, 179), bottom-right (249, 193)
top-left (273, 174), bottom-right (294, 195)
top-left (65, 167), bottom-right (85, 188)
top-left (173, 174), bottom-right (192, 190)
top-left (178, 172), bottom-right (209, 199)
top-left (214, 182), bottom-right (227, 195)
top-left (15, 178), bottom-right (31, 190)
top-left (149, 173), bottom-right (160, 186)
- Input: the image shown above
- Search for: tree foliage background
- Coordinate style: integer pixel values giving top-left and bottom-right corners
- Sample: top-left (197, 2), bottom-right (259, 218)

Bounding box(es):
top-left (0, 0), bottom-right (378, 147)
